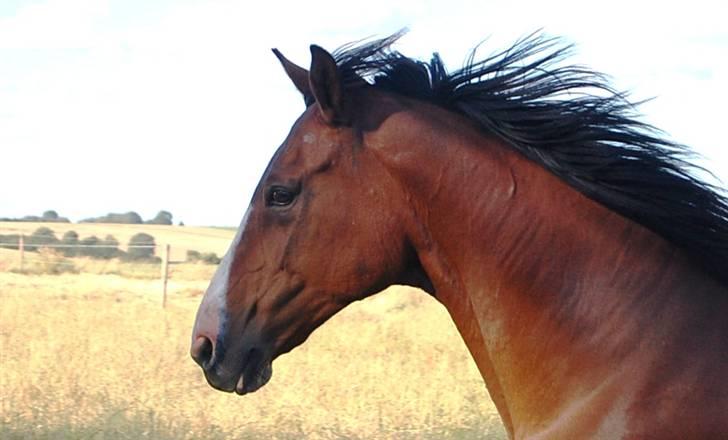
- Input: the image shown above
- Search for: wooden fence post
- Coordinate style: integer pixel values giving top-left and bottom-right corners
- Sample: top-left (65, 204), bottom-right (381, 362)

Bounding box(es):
top-left (161, 244), bottom-right (170, 308)
top-left (18, 235), bottom-right (24, 272)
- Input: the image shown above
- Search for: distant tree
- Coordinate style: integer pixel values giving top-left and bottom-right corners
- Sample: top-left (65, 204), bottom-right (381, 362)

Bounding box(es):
top-left (115, 212), bottom-right (143, 224)
top-left (146, 210), bottom-right (173, 225)
top-left (41, 210), bottom-right (69, 222)
top-left (103, 234), bottom-right (119, 246)
top-left (1, 211), bottom-right (68, 222)
top-left (81, 212), bottom-right (142, 224)
top-left (78, 235), bottom-right (100, 257)
top-left (200, 252), bottom-right (221, 265)
top-left (69, 234), bottom-right (123, 259)
top-left (186, 249), bottom-right (221, 265)
top-left (32, 227), bottom-right (55, 238)
top-left (96, 234), bottom-right (122, 259)
top-left (0, 234), bottom-right (20, 250)
top-left (178, 221), bottom-right (185, 226)
top-left (127, 233), bottom-right (156, 260)
top-left (79, 236), bottom-right (100, 246)
top-left (62, 230), bottom-right (79, 242)
top-left (61, 230), bottom-right (79, 257)
top-left (26, 227), bottom-right (60, 251)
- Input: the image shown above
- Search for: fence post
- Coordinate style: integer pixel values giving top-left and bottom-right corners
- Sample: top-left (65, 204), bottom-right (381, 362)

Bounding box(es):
top-left (18, 235), bottom-right (24, 273)
top-left (161, 244), bottom-right (170, 308)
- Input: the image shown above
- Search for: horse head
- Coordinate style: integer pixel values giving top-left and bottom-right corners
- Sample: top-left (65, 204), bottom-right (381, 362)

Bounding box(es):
top-left (190, 45), bottom-right (426, 394)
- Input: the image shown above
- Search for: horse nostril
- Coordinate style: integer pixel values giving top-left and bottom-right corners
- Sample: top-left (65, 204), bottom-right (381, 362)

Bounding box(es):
top-left (191, 336), bottom-right (214, 369)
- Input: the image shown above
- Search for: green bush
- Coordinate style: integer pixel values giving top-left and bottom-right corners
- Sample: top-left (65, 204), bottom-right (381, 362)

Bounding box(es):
top-left (78, 236), bottom-right (100, 257)
top-left (186, 249), bottom-right (221, 265)
top-left (200, 252), bottom-right (221, 264)
top-left (0, 234), bottom-right (20, 250)
top-left (61, 230), bottom-right (79, 257)
top-left (32, 227), bottom-right (56, 238)
top-left (24, 227), bottom-right (60, 252)
top-left (126, 233), bottom-right (157, 261)
top-left (80, 235), bottom-right (124, 260)
top-left (62, 230), bottom-right (79, 242)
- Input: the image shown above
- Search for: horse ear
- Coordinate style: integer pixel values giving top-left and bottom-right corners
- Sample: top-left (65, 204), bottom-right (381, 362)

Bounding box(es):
top-left (272, 48), bottom-right (314, 106)
top-left (309, 45), bottom-right (347, 125)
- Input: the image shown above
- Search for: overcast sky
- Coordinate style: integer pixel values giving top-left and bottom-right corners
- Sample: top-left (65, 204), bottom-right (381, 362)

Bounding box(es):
top-left (2, 0), bottom-right (726, 226)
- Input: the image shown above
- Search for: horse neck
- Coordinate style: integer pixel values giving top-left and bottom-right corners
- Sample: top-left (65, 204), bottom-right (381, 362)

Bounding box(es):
top-left (366, 99), bottom-right (728, 436)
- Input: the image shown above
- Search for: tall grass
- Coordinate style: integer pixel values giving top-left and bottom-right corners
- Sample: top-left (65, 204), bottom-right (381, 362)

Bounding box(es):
top-left (0, 271), bottom-right (506, 439)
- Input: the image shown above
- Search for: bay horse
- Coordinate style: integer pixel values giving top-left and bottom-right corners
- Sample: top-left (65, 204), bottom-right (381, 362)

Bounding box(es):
top-left (191, 32), bottom-right (728, 438)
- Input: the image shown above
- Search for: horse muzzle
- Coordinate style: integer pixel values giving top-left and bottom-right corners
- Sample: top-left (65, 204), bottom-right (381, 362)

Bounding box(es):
top-left (191, 334), bottom-right (273, 395)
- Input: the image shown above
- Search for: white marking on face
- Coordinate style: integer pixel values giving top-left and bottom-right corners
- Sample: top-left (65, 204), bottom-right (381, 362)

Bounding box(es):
top-left (303, 133), bottom-right (316, 144)
top-left (192, 204), bottom-right (254, 341)
top-left (592, 387), bottom-right (633, 439)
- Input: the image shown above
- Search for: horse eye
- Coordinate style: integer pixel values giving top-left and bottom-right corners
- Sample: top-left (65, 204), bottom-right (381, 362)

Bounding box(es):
top-left (267, 187), bottom-right (296, 207)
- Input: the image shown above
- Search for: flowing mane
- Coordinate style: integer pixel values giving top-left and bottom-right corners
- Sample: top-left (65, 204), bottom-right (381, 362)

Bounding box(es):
top-left (332, 32), bottom-right (728, 287)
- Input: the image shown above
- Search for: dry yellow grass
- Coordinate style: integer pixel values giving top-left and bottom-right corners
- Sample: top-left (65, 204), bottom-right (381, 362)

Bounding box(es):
top-left (0, 269), bottom-right (506, 439)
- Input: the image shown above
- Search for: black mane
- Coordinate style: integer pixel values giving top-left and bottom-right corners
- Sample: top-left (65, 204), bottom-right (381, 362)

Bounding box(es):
top-left (332, 32), bottom-right (728, 287)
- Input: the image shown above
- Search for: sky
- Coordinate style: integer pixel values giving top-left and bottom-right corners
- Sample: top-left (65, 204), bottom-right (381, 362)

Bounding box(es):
top-left (1, 0), bottom-right (726, 226)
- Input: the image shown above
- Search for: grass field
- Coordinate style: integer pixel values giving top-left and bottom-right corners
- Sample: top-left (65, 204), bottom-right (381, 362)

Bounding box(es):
top-left (0, 256), bottom-right (507, 438)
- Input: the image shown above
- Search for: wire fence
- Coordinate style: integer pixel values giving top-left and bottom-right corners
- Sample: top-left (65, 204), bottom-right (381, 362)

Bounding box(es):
top-left (0, 240), bottom-right (162, 270)
top-left (0, 243), bottom-right (154, 272)
top-left (0, 243), bottom-right (156, 248)
top-left (0, 240), bottom-right (220, 307)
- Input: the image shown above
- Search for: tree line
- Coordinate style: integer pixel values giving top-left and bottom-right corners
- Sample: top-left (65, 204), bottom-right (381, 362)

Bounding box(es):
top-left (0, 227), bottom-right (221, 264)
top-left (1, 210), bottom-right (181, 225)
top-left (0, 228), bottom-right (160, 261)
top-left (0, 210), bottom-right (70, 223)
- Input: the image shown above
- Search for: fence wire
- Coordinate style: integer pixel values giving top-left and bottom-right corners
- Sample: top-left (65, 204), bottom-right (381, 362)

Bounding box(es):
top-left (0, 238), bottom-right (221, 308)
top-left (1, 244), bottom-right (162, 276)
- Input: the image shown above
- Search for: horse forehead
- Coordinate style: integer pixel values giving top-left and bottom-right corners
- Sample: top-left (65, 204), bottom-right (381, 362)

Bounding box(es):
top-left (302, 132), bottom-right (316, 144)
top-left (277, 124), bottom-right (342, 170)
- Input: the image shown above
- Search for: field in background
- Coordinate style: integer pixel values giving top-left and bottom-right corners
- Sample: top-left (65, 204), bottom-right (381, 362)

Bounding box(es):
top-left (0, 225), bottom-right (506, 439)
top-left (0, 222), bottom-right (235, 261)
